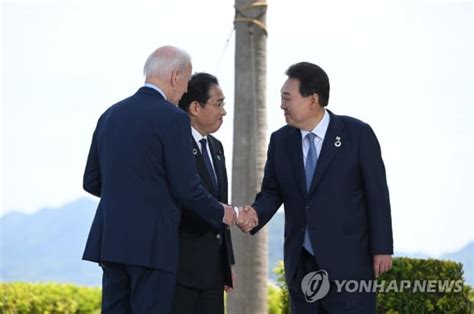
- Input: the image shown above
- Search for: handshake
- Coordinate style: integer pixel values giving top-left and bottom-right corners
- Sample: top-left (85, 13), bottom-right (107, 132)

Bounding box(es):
top-left (222, 204), bottom-right (259, 233)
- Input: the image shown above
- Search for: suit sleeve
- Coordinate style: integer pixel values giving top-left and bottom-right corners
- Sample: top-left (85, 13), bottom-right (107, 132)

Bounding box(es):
top-left (360, 124), bottom-right (393, 255)
top-left (83, 126), bottom-right (101, 197)
top-left (225, 229), bottom-right (236, 265)
top-left (215, 138), bottom-right (235, 265)
top-left (162, 112), bottom-right (224, 231)
top-left (218, 141), bottom-right (228, 198)
top-left (251, 133), bottom-right (283, 234)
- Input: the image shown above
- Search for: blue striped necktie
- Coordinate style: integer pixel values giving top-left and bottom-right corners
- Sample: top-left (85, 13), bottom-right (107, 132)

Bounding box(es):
top-left (304, 132), bottom-right (317, 255)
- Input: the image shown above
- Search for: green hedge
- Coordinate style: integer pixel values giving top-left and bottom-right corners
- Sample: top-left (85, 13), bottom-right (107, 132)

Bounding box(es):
top-left (273, 257), bottom-right (473, 314)
top-left (2, 258), bottom-right (472, 314)
top-left (0, 282), bottom-right (101, 313)
top-left (273, 261), bottom-right (290, 314)
top-left (377, 258), bottom-right (472, 313)
top-left (268, 283), bottom-right (283, 314)
top-left (1, 282), bottom-right (284, 314)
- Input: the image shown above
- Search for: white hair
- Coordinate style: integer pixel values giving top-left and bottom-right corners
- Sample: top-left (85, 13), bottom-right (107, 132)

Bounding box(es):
top-left (143, 46), bottom-right (191, 80)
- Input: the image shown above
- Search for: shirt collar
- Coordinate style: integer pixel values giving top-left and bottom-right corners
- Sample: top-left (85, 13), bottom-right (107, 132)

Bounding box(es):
top-left (191, 126), bottom-right (208, 146)
top-left (143, 83), bottom-right (167, 100)
top-left (300, 109), bottom-right (331, 140)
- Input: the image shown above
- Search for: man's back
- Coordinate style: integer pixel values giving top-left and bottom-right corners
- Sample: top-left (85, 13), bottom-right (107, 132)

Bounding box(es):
top-left (83, 87), bottom-right (223, 273)
top-left (81, 46), bottom-right (234, 314)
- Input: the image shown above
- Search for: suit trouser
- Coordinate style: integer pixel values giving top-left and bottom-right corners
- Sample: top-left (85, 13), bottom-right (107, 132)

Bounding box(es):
top-left (171, 249), bottom-right (225, 314)
top-left (101, 261), bottom-right (176, 314)
top-left (288, 248), bottom-right (376, 314)
top-left (172, 284), bottom-right (224, 314)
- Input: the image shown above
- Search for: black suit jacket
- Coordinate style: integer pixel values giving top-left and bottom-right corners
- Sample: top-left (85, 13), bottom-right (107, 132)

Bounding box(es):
top-left (82, 87), bottom-right (224, 274)
top-left (176, 135), bottom-right (235, 289)
top-left (251, 111), bottom-right (393, 282)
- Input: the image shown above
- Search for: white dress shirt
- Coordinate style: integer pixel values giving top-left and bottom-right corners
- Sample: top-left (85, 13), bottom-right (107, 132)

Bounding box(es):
top-left (300, 110), bottom-right (330, 254)
top-left (191, 127), bottom-right (239, 217)
top-left (143, 83), bottom-right (167, 100)
top-left (191, 127), bottom-right (217, 182)
top-left (300, 109), bottom-right (331, 166)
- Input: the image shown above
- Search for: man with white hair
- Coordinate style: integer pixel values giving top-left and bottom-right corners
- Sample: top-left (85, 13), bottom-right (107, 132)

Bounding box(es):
top-left (82, 46), bottom-right (237, 313)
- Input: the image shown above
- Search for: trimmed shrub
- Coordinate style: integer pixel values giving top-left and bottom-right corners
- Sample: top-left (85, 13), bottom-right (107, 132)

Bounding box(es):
top-left (272, 257), bottom-right (472, 314)
top-left (274, 260), bottom-right (290, 314)
top-left (377, 258), bottom-right (471, 313)
top-left (0, 282), bottom-right (101, 313)
top-left (268, 283), bottom-right (283, 314)
top-left (1, 282), bottom-right (285, 314)
top-left (3, 259), bottom-right (471, 314)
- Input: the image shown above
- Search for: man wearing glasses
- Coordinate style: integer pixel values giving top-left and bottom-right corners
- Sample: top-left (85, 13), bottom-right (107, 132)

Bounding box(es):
top-left (172, 73), bottom-right (235, 314)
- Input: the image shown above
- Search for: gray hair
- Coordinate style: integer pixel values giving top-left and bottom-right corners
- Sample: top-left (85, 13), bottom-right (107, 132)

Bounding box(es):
top-left (143, 46), bottom-right (191, 80)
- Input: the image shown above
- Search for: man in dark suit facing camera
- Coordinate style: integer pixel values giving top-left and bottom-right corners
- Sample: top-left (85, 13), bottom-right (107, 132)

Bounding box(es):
top-left (172, 73), bottom-right (235, 314)
top-left (245, 62), bottom-right (393, 314)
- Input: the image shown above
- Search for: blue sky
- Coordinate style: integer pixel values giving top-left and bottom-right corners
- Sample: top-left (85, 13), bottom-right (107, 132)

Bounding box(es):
top-left (1, 0), bottom-right (472, 256)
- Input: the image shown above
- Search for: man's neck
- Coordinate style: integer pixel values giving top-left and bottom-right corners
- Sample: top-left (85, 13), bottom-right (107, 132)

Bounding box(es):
top-left (144, 79), bottom-right (169, 100)
top-left (191, 124), bottom-right (208, 137)
top-left (301, 107), bottom-right (325, 132)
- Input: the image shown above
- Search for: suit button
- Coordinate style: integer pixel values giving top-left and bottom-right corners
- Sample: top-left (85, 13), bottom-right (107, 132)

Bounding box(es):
top-left (216, 234), bottom-right (221, 239)
top-left (305, 205), bottom-right (310, 209)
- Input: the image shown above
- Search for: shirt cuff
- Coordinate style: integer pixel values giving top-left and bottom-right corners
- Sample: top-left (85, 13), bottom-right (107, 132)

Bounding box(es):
top-left (233, 206), bottom-right (239, 218)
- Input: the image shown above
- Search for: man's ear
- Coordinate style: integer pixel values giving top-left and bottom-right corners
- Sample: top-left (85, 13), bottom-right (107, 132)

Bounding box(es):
top-left (188, 101), bottom-right (201, 117)
top-left (311, 93), bottom-right (321, 109)
top-left (170, 69), bottom-right (180, 88)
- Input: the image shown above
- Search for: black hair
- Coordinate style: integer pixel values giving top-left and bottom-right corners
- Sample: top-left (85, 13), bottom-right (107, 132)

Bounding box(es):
top-left (178, 72), bottom-right (219, 112)
top-left (285, 62), bottom-right (330, 107)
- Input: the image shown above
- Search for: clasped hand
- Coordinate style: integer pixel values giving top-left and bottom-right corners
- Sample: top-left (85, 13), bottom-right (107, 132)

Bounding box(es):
top-left (222, 204), bottom-right (259, 233)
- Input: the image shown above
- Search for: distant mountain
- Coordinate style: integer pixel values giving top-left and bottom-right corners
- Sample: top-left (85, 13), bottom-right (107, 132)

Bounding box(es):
top-left (441, 242), bottom-right (474, 286)
top-left (1, 198), bottom-right (473, 287)
top-left (1, 198), bottom-right (102, 285)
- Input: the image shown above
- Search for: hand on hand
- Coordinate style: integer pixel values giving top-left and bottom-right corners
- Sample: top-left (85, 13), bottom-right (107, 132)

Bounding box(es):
top-left (236, 205), bottom-right (259, 233)
top-left (222, 204), bottom-right (237, 226)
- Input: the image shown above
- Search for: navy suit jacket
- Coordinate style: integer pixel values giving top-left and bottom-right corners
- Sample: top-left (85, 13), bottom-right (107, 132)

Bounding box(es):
top-left (176, 136), bottom-right (235, 289)
top-left (82, 87), bottom-right (224, 274)
top-left (252, 111), bottom-right (393, 282)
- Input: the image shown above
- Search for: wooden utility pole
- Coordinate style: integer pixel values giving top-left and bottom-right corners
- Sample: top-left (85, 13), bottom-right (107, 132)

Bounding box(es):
top-left (227, 1), bottom-right (268, 313)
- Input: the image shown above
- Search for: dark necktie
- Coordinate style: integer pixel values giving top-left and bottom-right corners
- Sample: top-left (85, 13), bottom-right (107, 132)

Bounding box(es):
top-left (200, 138), bottom-right (218, 194)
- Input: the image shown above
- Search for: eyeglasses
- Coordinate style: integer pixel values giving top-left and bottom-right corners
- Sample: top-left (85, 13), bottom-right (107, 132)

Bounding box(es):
top-left (204, 101), bottom-right (226, 109)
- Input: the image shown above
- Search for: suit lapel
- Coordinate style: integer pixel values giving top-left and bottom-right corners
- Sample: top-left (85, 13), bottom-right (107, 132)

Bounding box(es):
top-left (193, 138), bottom-right (217, 197)
top-left (308, 111), bottom-right (344, 195)
top-left (288, 128), bottom-right (307, 198)
top-left (208, 137), bottom-right (225, 198)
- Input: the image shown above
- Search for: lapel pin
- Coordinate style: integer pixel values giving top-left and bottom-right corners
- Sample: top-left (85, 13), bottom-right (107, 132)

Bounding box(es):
top-left (193, 148), bottom-right (198, 155)
top-left (334, 136), bottom-right (342, 147)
